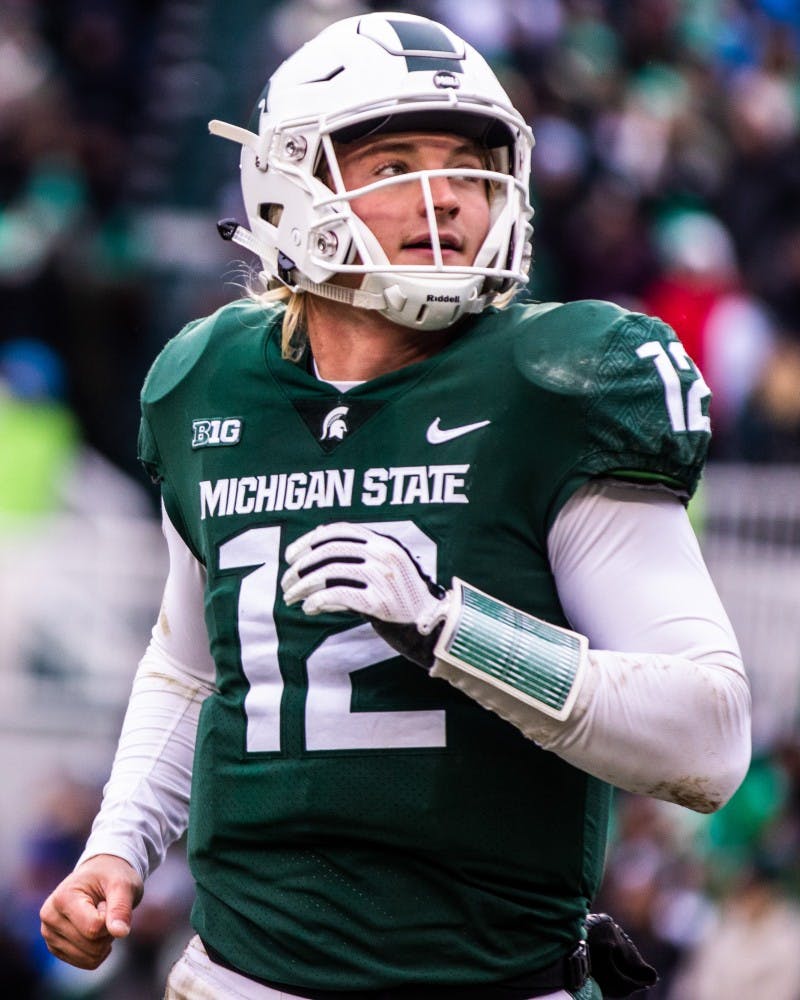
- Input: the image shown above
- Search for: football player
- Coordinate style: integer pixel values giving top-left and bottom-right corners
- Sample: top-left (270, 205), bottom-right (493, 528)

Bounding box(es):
top-left (40, 12), bottom-right (750, 1000)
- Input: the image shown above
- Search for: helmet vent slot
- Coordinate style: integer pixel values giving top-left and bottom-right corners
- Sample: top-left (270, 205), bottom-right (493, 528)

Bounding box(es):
top-left (307, 65), bottom-right (345, 83)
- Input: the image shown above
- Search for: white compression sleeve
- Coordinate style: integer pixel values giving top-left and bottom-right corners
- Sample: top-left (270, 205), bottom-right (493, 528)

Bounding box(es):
top-left (431, 480), bottom-right (751, 812)
top-left (78, 505), bottom-right (216, 878)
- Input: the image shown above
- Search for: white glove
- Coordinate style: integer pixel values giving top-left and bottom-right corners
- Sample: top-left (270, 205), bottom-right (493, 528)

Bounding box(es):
top-left (282, 523), bottom-right (450, 666)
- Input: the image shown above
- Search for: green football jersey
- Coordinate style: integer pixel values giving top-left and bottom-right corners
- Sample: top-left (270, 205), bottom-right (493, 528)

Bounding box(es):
top-left (138, 297), bottom-right (709, 990)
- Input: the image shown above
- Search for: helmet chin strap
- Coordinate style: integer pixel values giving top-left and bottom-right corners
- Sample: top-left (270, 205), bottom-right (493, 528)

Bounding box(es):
top-left (295, 275), bottom-right (389, 312)
top-left (218, 218), bottom-right (390, 310)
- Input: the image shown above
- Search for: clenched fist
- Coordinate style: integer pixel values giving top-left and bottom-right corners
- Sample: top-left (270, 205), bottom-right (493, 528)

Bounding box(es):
top-left (40, 854), bottom-right (143, 970)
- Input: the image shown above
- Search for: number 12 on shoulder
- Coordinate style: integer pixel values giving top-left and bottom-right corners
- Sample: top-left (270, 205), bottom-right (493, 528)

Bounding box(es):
top-left (637, 340), bottom-right (711, 434)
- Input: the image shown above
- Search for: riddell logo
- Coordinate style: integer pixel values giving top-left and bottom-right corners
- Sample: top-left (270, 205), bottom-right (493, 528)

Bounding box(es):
top-left (427, 294), bottom-right (461, 303)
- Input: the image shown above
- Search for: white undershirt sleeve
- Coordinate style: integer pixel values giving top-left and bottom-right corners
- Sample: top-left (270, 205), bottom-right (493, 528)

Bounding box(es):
top-left (77, 504), bottom-right (216, 879)
top-left (431, 479), bottom-right (751, 812)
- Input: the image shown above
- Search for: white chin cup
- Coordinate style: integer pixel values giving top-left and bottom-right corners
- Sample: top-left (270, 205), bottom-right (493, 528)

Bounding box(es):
top-left (360, 271), bottom-right (487, 330)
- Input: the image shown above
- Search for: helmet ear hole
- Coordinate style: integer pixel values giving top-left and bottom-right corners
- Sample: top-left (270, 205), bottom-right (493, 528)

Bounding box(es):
top-left (260, 203), bottom-right (284, 225)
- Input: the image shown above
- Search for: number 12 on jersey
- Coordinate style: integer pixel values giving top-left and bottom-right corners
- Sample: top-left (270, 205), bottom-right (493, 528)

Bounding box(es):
top-left (219, 521), bottom-right (446, 754)
top-left (637, 340), bottom-right (711, 434)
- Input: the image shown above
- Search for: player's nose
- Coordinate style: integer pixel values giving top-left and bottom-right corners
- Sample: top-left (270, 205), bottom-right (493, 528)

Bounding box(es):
top-left (424, 175), bottom-right (460, 216)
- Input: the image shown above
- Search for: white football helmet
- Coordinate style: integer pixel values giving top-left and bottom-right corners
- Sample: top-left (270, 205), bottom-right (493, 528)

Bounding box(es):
top-left (210, 11), bottom-right (534, 330)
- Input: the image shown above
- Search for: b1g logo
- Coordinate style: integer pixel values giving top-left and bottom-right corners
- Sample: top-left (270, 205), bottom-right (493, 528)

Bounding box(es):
top-left (192, 417), bottom-right (243, 448)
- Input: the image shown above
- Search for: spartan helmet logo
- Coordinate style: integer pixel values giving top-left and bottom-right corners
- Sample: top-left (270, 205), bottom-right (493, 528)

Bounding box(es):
top-left (320, 405), bottom-right (350, 441)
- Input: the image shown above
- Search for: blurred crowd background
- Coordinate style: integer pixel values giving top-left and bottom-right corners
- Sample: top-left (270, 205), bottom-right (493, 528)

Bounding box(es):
top-left (3, 0), bottom-right (800, 997)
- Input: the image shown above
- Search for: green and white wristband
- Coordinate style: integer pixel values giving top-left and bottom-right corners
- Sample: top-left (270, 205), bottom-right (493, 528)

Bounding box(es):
top-left (433, 579), bottom-right (588, 721)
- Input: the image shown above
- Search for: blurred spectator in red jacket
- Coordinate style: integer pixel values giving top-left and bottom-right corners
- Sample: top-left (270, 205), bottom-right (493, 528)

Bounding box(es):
top-left (643, 210), bottom-right (775, 456)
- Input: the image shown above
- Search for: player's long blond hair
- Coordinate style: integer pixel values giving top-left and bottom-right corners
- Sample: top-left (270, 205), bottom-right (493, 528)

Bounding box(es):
top-left (250, 284), bottom-right (308, 362)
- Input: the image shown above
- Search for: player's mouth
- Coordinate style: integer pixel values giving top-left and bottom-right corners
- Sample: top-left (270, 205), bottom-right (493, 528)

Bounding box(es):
top-left (401, 234), bottom-right (464, 259)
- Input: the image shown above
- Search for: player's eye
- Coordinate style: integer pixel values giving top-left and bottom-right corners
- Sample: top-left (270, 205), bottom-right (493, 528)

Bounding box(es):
top-left (373, 159), bottom-right (409, 178)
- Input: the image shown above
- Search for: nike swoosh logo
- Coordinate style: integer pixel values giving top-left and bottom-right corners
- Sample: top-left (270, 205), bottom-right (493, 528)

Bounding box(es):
top-left (426, 417), bottom-right (491, 444)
